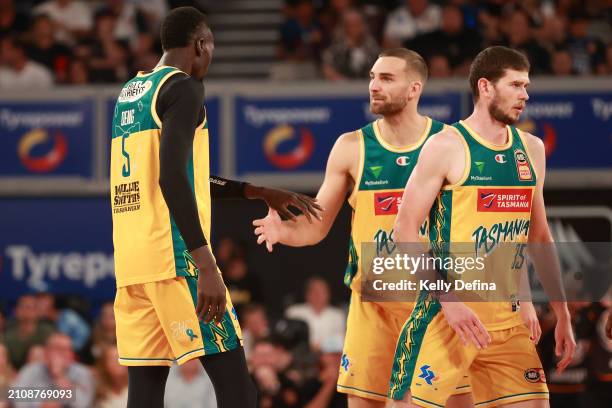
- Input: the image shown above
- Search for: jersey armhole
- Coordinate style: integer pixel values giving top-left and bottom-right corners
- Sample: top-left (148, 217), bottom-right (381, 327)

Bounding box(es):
top-left (442, 127), bottom-right (471, 190)
top-left (347, 130), bottom-right (364, 209)
top-left (516, 129), bottom-right (538, 180)
top-left (151, 70), bottom-right (184, 129)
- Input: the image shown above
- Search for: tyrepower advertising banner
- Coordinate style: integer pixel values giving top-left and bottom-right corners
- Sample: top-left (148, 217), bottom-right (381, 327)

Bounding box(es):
top-left (234, 94), bottom-right (461, 175)
top-left (0, 198), bottom-right (115, 302)
top-left (517, 93), bottom-right (612, 169)
top-left (0, 101), bottom-right (95, 178)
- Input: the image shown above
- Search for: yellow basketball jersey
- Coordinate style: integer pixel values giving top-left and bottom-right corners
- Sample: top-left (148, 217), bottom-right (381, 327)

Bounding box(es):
top-left (345, 118), bottom-right (445, 294)
top-left (110, 66), bottom-right (211, 287)
top-left (429, 120), bottom-right (537, 330)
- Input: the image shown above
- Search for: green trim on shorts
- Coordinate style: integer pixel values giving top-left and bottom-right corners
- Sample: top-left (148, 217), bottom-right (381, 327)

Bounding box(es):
top-left (337, 384), bottom-right (388, 398)
top-left (388, 291), bottom-right (441, 401)
top-left (413, 395), bottom-right (444, 407)
top-left (475, 391), bottom-right (549, 406)
top-left (118, 356), bottom-right (174, 362)
top-left (175, 347), bottom-right (205, 362)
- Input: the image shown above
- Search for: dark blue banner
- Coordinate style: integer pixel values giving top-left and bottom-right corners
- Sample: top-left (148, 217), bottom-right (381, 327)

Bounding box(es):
top-left (518, 93), bottom-right (612, 168)
top-left (234, 94), bottom-right (462, 175)
top-left (0, 198), bottom-right (115, 303)
top-left (0, 101), bottom-right (94, 177)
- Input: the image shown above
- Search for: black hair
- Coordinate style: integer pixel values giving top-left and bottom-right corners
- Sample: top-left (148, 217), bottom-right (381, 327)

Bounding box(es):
top-left (160, 6), bottom-right (210, 51)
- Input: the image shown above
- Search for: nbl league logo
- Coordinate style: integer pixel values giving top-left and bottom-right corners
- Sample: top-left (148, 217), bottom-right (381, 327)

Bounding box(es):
top-left (263, 124), bottom-right (315, 169)
top-left (18, 128), bottom-right (68, 173)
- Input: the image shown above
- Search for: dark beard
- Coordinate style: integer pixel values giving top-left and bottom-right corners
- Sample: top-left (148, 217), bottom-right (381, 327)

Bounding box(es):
top-left (370, 97), bottom-right (407, 115)
top-left (488, 99), bottom-right (518, 125)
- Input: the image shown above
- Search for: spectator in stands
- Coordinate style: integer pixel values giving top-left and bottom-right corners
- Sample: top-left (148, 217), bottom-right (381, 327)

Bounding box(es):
top-left (428, 53), bottom-right (451, 78)
top-left (0, 35), bottom-right (54, 88)
top-left (300, 336), bottom-right (347, 408)
top-left (0, 0), bottom-right (30, 38)
top-left (538, 15), bottom-right (568, 52)
top-left (26, 345), bottom-right (45, 364)
top-left (80, 302), bottom-right (116, 365)
top-left (35, 293), bottom-right (90, 353)
top-left (585, 301), bottom-right (612, 408)
top-left (407, 4), bottom-right (481, 75)
top-left (98, 0), bottom-right (145, 48)
top-left (501, 9), bottom-right (551, 74)
top-left (13, 332), bottom-right (94, 407)
top-left (285, 277), bottom-right (345, 351)
top-left (26, 14), bottom-right (72, 82)
top-left (278, 0), bottom-right (323, 62)
top-left (566, 13), bottom-right (607, 76)
top-left (76, 11), bottom-right (128, 83)
top-left (93, 345), bottom-right (128, 408)
top-left (33, 0), bottom-right (92, 45)
top-left (215, 237), bottom-right (246, 271)
top-left (0, 308), bottom-right (6, 340)
top-left (3, 295), bottom-right (54, 369)
top-left (316, 0), bottom-right (356, 47)
top-left (0, 343), bottom-right (16, 394)
top-left (223, 255), bottom-right (265, 314)
top-left (383, 0), bottom-right (441, 48)
top-left (68, 57), bottom-right (89, 84)
top-left (478, 7), bottom-right (503, 48)
top-left (551, 48), bottom-right (575, 76)
top-left (240, 303), bottom-right (270, 358)
top-left (321, 8), bottom-right (379, 80)
top-left (164, 358), bottom-right (217, 408)
top-left (127, 0), bottom-right (168, 34)
top-left (129, 32), bottom-right (160, 75)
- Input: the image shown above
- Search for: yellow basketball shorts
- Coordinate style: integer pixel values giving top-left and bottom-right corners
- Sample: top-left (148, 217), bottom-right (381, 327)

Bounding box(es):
top-left (389, 293), bottom-right (548, 407)
top-left (338, 291), bottom-right (471, 401)
top-left (115, 276), bottom-right (242, 366)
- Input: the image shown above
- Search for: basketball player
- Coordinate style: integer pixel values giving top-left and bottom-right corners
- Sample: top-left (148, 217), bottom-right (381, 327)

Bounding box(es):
top-left (387, 46), bottom-right (576, 408)
top-left (110, 7), bottom-right (320, 408)
top-left (253, 49), bottom-right (472, 408)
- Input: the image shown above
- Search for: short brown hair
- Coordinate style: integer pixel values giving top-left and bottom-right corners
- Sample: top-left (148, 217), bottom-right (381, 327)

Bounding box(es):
top-left (469, 46), bottom-right (530, 101)
top-left (379, 48), bottom-right (428, 82)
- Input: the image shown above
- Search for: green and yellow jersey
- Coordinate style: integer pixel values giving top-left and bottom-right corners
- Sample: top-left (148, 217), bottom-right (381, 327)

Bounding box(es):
top-left (110, 66), bottom-right (210, 288)
top-left (429, 120), bottom-right (538, 330)
top-left (345, 117), bottom-right (445, 293)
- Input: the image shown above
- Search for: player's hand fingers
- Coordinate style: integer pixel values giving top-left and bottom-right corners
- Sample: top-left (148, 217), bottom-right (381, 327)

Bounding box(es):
top-left (557, 338), bottom-right (576, 373)
top-left (257, 234), bottom-right (267, 245)
top-left (472, 316), bottom-right (491, 346)
top-left (278, 207), bottom-right (297, 222)
top-left (295, 195), bottom-right (322, 221)
top-left (266, 239), bottom-right (273, 253)
top-left (291, 198), bottom-right (312, 223)
top-left (532, 320), bottom-right (542, 344)
top-left (215, 296), bottom-right (226, 324)
top-left (253, 218), bottom-right (264, 227)
top-left (254, 226), bottom-right (264, 236)
top-left (463, 322), bottom-right (485, 349)
top-left (452, 324), bottom-right (468, 347)
top-left (198, 296), bottom-right (211, 322)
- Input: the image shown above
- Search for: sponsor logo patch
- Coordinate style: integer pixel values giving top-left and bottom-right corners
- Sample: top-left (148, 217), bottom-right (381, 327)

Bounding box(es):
top-left (396, 156), bottom-right (410, 166)
top-left (514, 149), bottom-right (533, 181)
top-left (374, 192), bottom-right (403, 215)
top-left (524, 368), bottom-right (546, 383)
top-left (477, 188), bottom-right (532, 212)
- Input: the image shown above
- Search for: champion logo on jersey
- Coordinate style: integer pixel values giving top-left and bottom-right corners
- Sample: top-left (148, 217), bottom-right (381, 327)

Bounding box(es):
top-left (396, 156), bottom-right (410, 166)
top-left (495, 154), bottom-right (507, 164)
top-left (374, 192), bottom-right (403, 215)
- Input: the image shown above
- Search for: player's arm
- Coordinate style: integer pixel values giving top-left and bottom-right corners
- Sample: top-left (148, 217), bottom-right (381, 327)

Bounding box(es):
top-left (524, 132), bottom-right (575, 371)
top-left (396, 129), bottom-right (492, 349)
top-left (209, 174), bottom-right (322, 222)
top-left (393, 131), bottom-right (455, 243)
top-left (157, 75), bottom-right (224, 323)
top-left (253, 131), bottom-right (357, 249)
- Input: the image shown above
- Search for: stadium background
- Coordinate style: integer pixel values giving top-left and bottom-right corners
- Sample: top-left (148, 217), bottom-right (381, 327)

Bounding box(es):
top-left (0, 0), bottom-right (611, 407)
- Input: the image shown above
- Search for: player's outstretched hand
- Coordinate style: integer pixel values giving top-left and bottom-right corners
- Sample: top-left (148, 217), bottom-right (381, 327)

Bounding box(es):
top-left (520, 301), bottom-right (542, 344)
top-left (606, 308), bottom-right (612, 340)
top-left (191, 246), bottom-right (227, 324)
top-left (253, 209), bottom-right (281, 252)
top-left (554, 315), bottom-right (576, 373)
top-left (257, 187), bottom-right (322, 223)
top-left (441, 299), bottom-right (491, 350)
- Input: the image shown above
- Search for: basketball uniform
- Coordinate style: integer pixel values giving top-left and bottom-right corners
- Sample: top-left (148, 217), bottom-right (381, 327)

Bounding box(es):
top-left (389, 121), bottom-right (548, 407)
top-left (110, 66), bottom-right (242, 366)
top-left (338, 118), bottom-right (472, 400)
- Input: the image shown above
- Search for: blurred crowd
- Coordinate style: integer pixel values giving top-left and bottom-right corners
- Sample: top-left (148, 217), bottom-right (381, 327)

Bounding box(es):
top-left (0, 237), bottom-right (349, 408)
top-left (0, 0), bottom-right (611, 87)
top-left (279, 0), bottom-right (612, 80)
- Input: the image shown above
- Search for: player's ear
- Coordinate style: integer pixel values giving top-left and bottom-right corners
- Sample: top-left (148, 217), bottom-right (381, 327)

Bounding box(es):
top-left (478, 78), bottom-right (491, 99)
top-left (195, 38), bottom-right (205, 57)
top-left (410, 80), bottom-right (423, 98)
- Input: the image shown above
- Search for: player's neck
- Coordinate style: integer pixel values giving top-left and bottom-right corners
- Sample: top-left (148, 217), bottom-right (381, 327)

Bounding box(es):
top-left (463, 105), bottom-right (509, 146)
top-left (157, 51), bottom-right (192, 76)
top-left (379, 109), bottom-right (427, 147)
